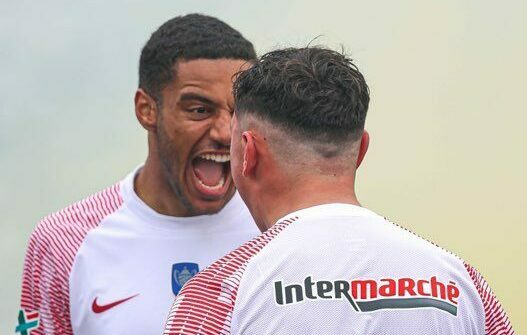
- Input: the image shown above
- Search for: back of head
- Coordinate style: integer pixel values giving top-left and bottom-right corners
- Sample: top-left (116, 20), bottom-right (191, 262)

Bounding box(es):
top-left (139, 13), bottom-right (257, 103)
top-left (233, 47), bottom-right (369, 161)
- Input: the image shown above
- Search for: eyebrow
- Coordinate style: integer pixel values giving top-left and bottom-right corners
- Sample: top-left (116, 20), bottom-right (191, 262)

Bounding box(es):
top-left (178, 92), bottom-right (217, 107)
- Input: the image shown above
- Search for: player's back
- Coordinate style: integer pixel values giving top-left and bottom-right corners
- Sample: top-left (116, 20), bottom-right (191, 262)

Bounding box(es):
top-left (164, 203), bottom-right (514, 335)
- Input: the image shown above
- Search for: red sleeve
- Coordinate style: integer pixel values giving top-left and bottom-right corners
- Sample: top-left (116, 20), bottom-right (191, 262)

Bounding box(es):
top-left (163, 217), bottom-right (298, 335)
top-left (464, 263), bottom-right (515, 335)
top-left (19, 224), bottom-right (74, 335)
top-left (18, 183), bottom-right (122, 335)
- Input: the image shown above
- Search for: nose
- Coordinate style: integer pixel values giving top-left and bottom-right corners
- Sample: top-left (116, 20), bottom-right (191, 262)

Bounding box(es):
top-left (209, 109), bottom-right (231, 146)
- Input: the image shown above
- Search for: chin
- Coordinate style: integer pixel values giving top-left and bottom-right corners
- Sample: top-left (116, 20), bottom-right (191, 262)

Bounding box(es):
top-left (189, 187), bottom-right (236, 215)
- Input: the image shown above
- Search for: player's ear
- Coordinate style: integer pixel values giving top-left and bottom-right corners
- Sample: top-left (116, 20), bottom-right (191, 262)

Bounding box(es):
top-left (242, 131), bottom-right (257, 177)
top-left (356, 130), bottom-right (369, 169)
top-left (135, 89), bottom-right (158, 131)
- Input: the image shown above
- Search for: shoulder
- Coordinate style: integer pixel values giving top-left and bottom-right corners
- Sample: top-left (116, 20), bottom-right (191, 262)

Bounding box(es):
top-left (20, 182), bottom-right (126, 326)
top-left (28, 182), bottom-right (124, 259)
top-left (375, 215), bottom-right (465, 263)
top-left (464, 263), bottom-right (515, 335)
top-left (163, 216), bottom-right (298, 335)
top-left (384, 218), bottom-right (515, 332)
top-left (194, 215), bottom-right (297, 285)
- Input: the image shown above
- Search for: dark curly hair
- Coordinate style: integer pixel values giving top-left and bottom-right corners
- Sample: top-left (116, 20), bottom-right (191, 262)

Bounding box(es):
top-left (233, 47), bottom-right (369, 144)
top-left (139, 14), bottom-right (256, 103)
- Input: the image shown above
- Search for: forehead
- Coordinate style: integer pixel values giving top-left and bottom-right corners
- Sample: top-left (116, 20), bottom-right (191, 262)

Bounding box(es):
top-left (172, 58), bottom-right (251, 94)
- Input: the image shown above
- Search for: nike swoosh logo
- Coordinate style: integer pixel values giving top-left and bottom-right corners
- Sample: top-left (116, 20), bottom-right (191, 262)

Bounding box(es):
top-left (92, 294), bottom-right (139, 314)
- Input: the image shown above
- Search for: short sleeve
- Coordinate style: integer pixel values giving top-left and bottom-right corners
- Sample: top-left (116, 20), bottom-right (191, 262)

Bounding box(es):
top-left (464, 263), bottom-right (515, 335)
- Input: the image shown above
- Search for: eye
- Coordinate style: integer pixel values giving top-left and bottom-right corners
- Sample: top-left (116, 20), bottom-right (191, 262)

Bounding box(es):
top-left (186, 106), bottom-right (211, 120)
top-left (192, 107), bottom-right (207, 114)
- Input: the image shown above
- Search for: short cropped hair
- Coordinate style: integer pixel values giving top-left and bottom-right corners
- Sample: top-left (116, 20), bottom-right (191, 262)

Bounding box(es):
top-left (139, 14), bottom-right (256, 102)
top-left (233, 47), bottom-right (369, 144)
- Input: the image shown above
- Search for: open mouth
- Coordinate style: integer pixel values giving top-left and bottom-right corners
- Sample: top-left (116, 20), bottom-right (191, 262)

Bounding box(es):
top-left (190, 152), bottom-right (231, 198)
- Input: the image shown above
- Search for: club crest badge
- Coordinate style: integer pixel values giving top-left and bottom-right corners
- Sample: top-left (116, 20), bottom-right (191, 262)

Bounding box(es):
top-left (172, 262), bottom-right (199, 295)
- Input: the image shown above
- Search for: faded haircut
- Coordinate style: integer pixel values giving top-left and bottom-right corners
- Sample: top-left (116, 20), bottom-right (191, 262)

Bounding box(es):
top-left (233, 46), bottom-right (369, 158)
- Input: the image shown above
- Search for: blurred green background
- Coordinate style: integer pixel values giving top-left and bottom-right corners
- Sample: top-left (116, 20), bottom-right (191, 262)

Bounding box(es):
top-left (1, 0), bottom-right (525, 333)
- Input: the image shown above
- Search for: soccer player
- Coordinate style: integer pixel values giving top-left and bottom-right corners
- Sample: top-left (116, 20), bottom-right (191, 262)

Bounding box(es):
top-left (163, 47), bottom-right (515, 334)
top-left (18, 14), bottom-right (259, 335)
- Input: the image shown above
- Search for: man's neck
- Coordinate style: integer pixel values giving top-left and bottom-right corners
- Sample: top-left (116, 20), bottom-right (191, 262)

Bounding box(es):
top-left (253, 175), bottom-right (360, 231)
top-left (134, 156), bottom-right (188, 217)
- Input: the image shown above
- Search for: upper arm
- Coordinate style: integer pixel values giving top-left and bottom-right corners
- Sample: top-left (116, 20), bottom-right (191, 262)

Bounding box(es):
top-left (19, 224), bottom-right (74, 335)
top-left (464, 263), bottom-right (515, 335)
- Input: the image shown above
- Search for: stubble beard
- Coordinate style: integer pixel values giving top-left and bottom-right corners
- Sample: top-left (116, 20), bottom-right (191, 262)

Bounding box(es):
top-left (156, 120), bottom-right (196, 216)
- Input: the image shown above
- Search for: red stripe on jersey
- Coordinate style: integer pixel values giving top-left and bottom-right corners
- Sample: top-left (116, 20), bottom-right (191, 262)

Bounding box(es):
top-left (20, 183), bottom-right (123, 335)
top-left (163, 217), bottom-right (298, 335)
top-left (464, 263), bottom-right (515, 335)
top-left (26, 312), bottom-right (39, 320)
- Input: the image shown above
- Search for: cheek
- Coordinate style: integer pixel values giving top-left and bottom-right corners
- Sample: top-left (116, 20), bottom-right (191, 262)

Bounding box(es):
top-left (163, 119), bottom-right (205, 153)
top-left (157, 118), bottom-right (192, 175)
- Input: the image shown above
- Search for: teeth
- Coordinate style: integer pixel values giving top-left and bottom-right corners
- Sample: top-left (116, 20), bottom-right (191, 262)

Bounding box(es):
top-left (197, 175), bottom-right (225, 190)
top-left (198, 153), bottom-right (230, 163)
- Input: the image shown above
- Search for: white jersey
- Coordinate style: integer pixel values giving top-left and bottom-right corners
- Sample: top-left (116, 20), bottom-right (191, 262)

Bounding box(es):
top-left (164, 203), bottom-right (514, 335)
top-left (18, 166), bottom-right (258, 335)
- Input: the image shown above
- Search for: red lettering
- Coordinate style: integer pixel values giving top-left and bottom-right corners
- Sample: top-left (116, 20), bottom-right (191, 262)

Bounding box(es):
top-left (447, 281), bottom-right (460, 305)
top-left (417, 280), bottom-right (430, 296)
top-left (398, 278), bottom-right (417, 296)
top-left (379, 278), bottom-right (396, 297)
top-left (430, 276), bottom-right (446, 300)
top-left (348, 276), bottom-right (457, 303)
top-left (351, 280), bottom-right (377, 300)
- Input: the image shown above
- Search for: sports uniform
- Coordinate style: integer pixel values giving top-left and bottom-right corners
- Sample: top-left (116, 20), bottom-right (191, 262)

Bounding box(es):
top-left (19, 166), bottom-right (258, 335)
top-left (164, 203), bottom-right (514, 335)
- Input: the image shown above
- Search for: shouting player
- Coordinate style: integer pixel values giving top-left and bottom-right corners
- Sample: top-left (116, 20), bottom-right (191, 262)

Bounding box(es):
top-left (18, 14), bottom-right (259, 335)
top-left (163, 47), bottom-right (515, 334)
